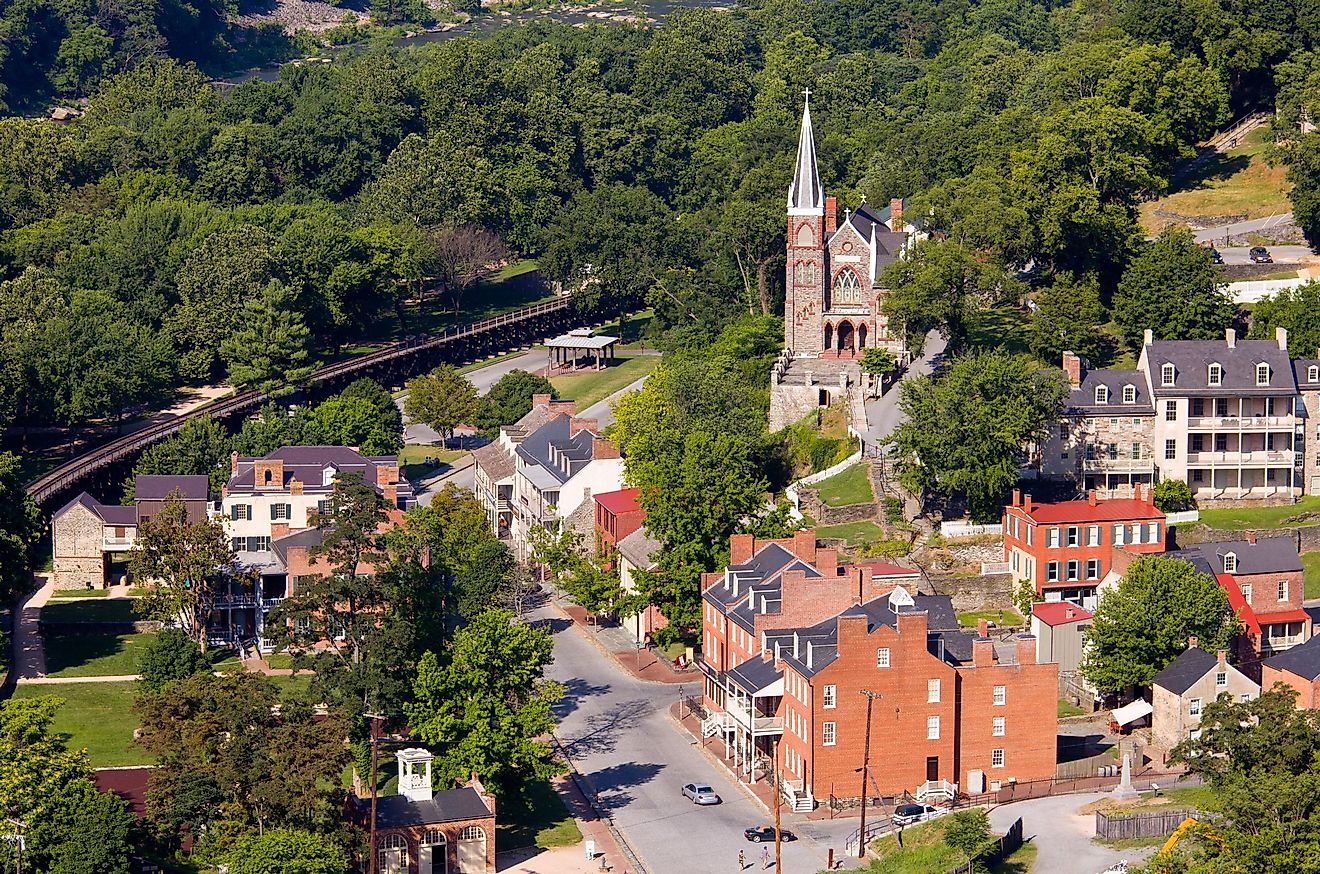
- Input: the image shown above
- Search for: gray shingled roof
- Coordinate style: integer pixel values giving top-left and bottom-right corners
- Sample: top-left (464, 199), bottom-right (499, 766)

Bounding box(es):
top-left (1147, 338), bottom-right (1295, 397)
top-left (727, 656), bottom-right (783, 694)
top-left (228, 446), bottom-right (414, 503)
top-left (364, 787), bottom-right (492, 829)
top-left (1173, 536), bottom-right (1302, 576)
top-left (1065, 370), bottom-right (1154, 414)
top-left (471, 441), bottom-right (515, 482)
top-left (1152, 647), bottom-right (1218, 694)
top-left (135, 474), bottom-right (209, 501)
top-left (515, 416), bottom-right (596, 486)
top-left (1294, 359), bottom-right (1320, 393)
top-left (617, 526), bottom-right (662, 570)
top-left (1264, 633), bottom-right (1320, 680)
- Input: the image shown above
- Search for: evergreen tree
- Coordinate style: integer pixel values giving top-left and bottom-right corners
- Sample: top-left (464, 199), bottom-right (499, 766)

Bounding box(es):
top-left (221, 280), bottom-right (315, 393)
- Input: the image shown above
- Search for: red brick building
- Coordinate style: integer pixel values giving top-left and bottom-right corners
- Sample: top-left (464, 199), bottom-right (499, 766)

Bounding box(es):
top-left (698, 532), bottom-right (1057, 810)
top-left (1002, 487), bottom-right (1166, 607)
top-left (1263, 634), bottom-right (1320, 708)
top-left (593, 487), bottom-right (644, 564)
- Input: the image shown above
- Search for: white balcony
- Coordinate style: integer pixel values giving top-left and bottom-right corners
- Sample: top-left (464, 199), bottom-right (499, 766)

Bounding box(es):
top-left (1081, 458), bottom-right (1156, 474)
top-left (725, 698), bottom-right (784, 734)
top-left (1185, 450), bottom-right (1296, 466)
top-left (1187, 415), bottom-right (1296, 430)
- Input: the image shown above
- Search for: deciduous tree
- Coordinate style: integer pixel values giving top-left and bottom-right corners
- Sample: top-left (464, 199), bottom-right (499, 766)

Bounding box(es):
top-left (476, 370), bottom-right (556, 437)
top-left (1248, 281), bottom-right (1320, 358)
top-left (1028, 274), bottom-right (1113, 366)
top-left (422, 223), bottom-right (510, 315)
top-left (224, 829), bottom-right (349, 874)
top-left (404, 364), bottom-right (479, 442)
top-left (138, 627), bottom-right (211, 693)
top-left (1113, 226), bottom-right (1234, 349)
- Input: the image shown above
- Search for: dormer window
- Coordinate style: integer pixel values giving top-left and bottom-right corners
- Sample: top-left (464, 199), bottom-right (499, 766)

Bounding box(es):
top-left (1223, 552), bottom-right (1237, 573)
top-left (1161, 363), bottom-right (1176, 386)
top-left (1094, 385), bottom-right (1109, 404)
top-left (1309, 365), bottom-right (1318, 383)
top-left (1256, 363), bottom-right (1271, 386)
top-left (322, 465), bottom-right (337, 486)
top-left (1122, 385), bottom-right (1136, 404)
top-left (1207, 363), bottom-right (1222, 386)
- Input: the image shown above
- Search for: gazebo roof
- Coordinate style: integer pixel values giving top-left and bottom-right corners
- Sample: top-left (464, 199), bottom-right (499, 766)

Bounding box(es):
top-left (545, 332), bottom-right (619, 350)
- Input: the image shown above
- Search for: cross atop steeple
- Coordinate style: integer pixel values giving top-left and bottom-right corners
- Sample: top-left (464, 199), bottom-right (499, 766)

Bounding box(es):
top-left (787, 91), bottom-right (824, 215)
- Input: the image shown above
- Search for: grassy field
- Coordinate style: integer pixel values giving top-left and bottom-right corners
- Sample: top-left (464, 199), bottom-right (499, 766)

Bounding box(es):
top-left (1305, 552), bottom-right (1320, 599)
top-left (816, 520), bottom-right (887, 544)
top-left (42, 598), bottom-right (142, 623)
top-left (46, 631), bottom-right (155, 678)
top-left (12, 682), bottom-right (150, 767)
top-left (957, 608), bottom-right (1023, 628)
top-left (967, 305), bottom-right (1031, 354)
top-left (1141, 128), bottom-right (1293, 234)
top-left (47, 588), bottom-right (110, 599)
top-left (496, 778), bottom-right (582, 851)
top-left (991, 841), bottom-right (1038, 874)
top-left (1058, 699), bottom-right (1086, 718)
top-left (551, 355), bottom-right (659, 411)
top-left (397, 444), bottom-right (465, 482)
top-left (595, 309), bottom-right (655, 349)
top-left (814, 462), bottom-right (875, 507)
top-left (1195, 495), bottom-right (1320, 530)
top-left (865, 819), bottom-right (968, 873)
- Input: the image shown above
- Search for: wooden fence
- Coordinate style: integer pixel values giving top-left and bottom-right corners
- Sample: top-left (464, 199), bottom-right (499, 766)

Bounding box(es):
top-left (1095, 809), bottom-right (1197, 840)
top-left (941, 817), bottom-right (1024, 874)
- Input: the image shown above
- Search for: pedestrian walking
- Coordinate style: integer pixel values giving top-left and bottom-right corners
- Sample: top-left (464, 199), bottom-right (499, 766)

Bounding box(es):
top-left (761, 844), bottom-right (770, 869)
top-left (738, 849), bottom-right (747, 870)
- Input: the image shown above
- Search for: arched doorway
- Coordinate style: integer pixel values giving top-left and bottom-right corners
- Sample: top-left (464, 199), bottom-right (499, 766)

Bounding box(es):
top-left (857, 323), bottom-right (868, 350)
top-left (378, 834), bottom-right (408, 874)
top-left (836, 321), bottom-right (855, 356)
top-left (457, 826), bottom-right (487, 873)
top-left (421, 829), bottom-right (448, 874)
top-left (823, 322), bottom-right (833, 352)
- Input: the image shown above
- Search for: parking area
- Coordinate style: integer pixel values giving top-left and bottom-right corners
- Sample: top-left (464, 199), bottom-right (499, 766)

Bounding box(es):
top-left (988, 793), bottom-right (1158, 874)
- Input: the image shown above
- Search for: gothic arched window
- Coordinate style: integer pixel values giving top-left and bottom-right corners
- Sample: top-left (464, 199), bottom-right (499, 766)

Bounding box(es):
top-left (794, 261), bottom-right (816, 286)
top-left (833, 268), bottom-right (862, 305)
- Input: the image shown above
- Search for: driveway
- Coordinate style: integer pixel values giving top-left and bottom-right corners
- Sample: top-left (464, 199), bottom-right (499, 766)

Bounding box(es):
top-left (1216, 244), bottom-right (1313, 265)
top-left (1193, 212), bottom-right (1294, 244)
top-left (536, 603), bottom-right (846, 874)
top-left (864, 331), bottom-right (946, 446)
top-left (988, 793), bottom-right (1157, 874)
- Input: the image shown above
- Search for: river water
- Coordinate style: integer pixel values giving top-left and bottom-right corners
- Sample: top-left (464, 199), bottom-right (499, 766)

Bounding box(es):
top-left (218, 0), bottom-right (730, 84)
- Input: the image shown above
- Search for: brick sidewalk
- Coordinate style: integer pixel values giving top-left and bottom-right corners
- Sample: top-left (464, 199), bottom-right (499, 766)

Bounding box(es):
top-left (556, 604), bottom-right (699, 686)
top-left (552, 772), bottom-right (641, 874)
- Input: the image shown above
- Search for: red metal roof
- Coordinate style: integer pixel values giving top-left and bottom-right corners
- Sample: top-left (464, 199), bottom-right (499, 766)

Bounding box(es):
top-left (1217, 573), bottom-right (1261, 635)
top-left (1256, 608), bottom-right (1311, 625)
top-left (1013, 497), bottom-right (1163, 524)
top-left (1031, 602), bottom-right (1093, 626)
top-left (594, 487), bottom-right (641, 515)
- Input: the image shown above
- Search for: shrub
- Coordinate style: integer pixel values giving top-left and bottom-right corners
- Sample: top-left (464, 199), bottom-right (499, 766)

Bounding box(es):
top-left (1153, 479), bottom-right (1196, 513)
top-left (138, 628), bottom-right (211, 693)
top-left (883, 496), bottom-right (904, 525)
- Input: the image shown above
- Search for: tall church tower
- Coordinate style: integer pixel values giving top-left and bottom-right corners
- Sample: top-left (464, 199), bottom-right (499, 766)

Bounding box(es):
top-left (784, 91), bottom-right (831, 356)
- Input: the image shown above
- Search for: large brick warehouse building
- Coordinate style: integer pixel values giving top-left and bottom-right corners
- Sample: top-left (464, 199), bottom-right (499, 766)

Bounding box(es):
top-left (697, 532), bottom-right (1058, 811)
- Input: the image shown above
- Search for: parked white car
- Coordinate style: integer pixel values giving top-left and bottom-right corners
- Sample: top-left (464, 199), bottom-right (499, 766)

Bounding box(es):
top-left (891, 803), bottom-right (949, 825)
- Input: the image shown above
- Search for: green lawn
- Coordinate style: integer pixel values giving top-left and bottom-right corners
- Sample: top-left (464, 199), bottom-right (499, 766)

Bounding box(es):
top-left (1195, 496), bottom-right (1320, 530)
top-left (990, 840), bottom-right (1038, 874)
top-left (1058, 699), bottom-right (1086, 718)
top-left (813, 462), bottom-right (874, 507)
top-left (12, 682), bottom-right (151, 767)
top-left (958, 608), bottom-right (1024, 628)
top-left (966, 304), bottom-right (1031, 355)
top-left (496, 778), bottom-right (582, 851)
top-left (41, 599), bottom-right (141, 623)
top-left (865, 819), bottom-right (967, 873)
top-left (398, 445), bottom-right (465, 482)
top-left (1305, 552), bottom-right (1320, 600)
top-left (816, 520), bottom-right (886, 545)
top-left (45, 632), bottom-right (155, 678)
top-left (596, 309), bottom-right (655, 349)
top-left (550, 355), bottom-right (659, 412)
top-left (47, 588), bottom-right (110, 599)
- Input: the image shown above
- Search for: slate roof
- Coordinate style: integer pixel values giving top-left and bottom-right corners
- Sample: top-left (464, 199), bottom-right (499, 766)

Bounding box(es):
top-left (135, 474), bottom-right (209, 501)
top-left (1152, 647), bottom-right (1219, 694)
top-left (1264, 633), bottom-right (1320, 681)
top-left (365, 788), bottom-right (492, 829)
top-left (1064, 370), bottom-right (1154, 415)
top-left (515, 415), bottom-right (597, 486)
top-left (727, 656), bottom-right (783, 694)
top-left (53, 493), bottom-right (138, 526)
top-left (829, 201), bottom-right (907, 278)
top-left (471, 441), bottom-right (515, 482)
top-left (1172, 536), bottom-right (1302, 576)
top-left (228, 446), bottom-right (414, 504)
top-left (1293, 359), bottom-right (1320, 390)
top-left (1146, 338), bottom-right (1295, 397)
top-left (787, 99), bottom-right (823, 212)
top-left (617, 527), bottom-right (662, 570)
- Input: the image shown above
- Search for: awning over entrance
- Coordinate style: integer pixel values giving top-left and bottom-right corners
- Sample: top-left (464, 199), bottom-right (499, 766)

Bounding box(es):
top-left (1111, 699), bottom-right (1152, 726)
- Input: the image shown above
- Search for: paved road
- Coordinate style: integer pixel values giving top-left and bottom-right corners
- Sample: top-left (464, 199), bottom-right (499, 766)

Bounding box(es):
top-left (1217, 244), bottom-right (1313, 265)
top-left (863, 331), bottom-right (947, 447)
top-left (1193, 212), bottom-right (1294, 244)
top-left (400, 349), bottom-right (548, 446)
top-left (988, 793), bottom-right (1157, 874)
top-left (537, 603), bottom-right (857, 874)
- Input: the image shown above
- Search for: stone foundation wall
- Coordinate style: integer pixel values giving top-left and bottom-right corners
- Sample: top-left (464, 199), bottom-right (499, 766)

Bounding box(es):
top-left (799, 489), bottom-right (877, 525)
top-left (1175, 523), bottom-right (1320, 553)
top-left (52, 556), bottom-right (106, 590)
top-left (926, 572), bottom-right (1015, 612)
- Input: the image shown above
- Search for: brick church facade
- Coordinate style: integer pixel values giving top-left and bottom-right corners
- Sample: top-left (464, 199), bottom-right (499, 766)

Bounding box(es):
top-left (783, 93), bottom-right (907, 360)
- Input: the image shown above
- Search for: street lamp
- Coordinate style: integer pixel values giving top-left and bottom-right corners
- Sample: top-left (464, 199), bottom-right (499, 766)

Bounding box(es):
top-left (363, 713), bottom-right (386, 874)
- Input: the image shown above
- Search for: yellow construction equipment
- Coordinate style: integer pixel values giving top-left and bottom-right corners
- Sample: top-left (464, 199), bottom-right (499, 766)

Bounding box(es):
top-left (1160, 817), bottom-right (1226, 855)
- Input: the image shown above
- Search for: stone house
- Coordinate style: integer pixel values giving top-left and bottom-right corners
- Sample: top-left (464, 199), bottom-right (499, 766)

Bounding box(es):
top-left (1151, 643), bottom-right (1259, 752)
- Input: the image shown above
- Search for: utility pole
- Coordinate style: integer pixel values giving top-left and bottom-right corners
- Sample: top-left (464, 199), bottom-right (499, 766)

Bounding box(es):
top-left (773, 737), bottom-right (783, 874)
top-left (857, 690), bottom-right (881, 859)
top-left (364, 714), bottom-right (384, 874)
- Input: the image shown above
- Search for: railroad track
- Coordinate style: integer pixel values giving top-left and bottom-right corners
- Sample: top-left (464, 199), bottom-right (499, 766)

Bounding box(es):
top-left (25, 297), bottom-right (573, 505)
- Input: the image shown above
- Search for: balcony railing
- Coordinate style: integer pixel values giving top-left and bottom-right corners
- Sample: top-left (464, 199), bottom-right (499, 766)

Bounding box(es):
top-left (1262, 635), bottom-right (1306, 653)
top-left (725, 698), bottom-right (784, 734)
top-left (1185, 450), bottom-right (1296, 466)
top-left (1187, 415), bottom-right (1295, 430)
top-left (1081, 458), bottom-right (1156, 473)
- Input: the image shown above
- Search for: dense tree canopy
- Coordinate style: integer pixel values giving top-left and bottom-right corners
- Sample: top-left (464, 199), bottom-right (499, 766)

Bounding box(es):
top-left (1112, 226), bottom-right (1235, 349)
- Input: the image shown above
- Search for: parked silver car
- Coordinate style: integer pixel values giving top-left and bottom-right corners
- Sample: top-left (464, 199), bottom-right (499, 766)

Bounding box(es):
top-left (681, 782), bottom-right (721, 805)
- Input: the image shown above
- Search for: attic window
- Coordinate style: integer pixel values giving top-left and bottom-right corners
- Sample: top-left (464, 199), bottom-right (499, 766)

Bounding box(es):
top-left (1161, 364), bottom-right (1176, 386)
top-left (1309, 365), bottom-right (1319, 382)
top-left (322, 466), bottom-right (336, 486)
top-left (1122, 385), bottom-right (1136, 404)
top-left (1257, 363), bottom-right (1271, 386)
top-left (1223, 552), bottom-right (1238, 573)
top-left (1094, 385), bottom-right (1109, 405)
top-left (1208, 363), bottom-right (1222, 386)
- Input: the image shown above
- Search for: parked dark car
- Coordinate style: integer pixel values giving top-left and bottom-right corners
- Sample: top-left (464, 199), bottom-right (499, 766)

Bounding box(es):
top-left (744, 826), bottom-right (796, 842)
top-left (1249, 246), bottom-right (1273, 263)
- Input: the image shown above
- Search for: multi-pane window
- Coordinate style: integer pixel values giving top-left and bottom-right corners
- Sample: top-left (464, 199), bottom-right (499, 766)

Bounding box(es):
top-left (1066, 560), bottom-right (1079, 581)
top-left (1242, 584), bottom-right (1253, 602)
top-left (1215, 398), bottom-right (1229, 417)
top-left (1148, 522), bottom-right (1160, 543)
top-left (1131, 442), bottom-right (1142, 460)
top-left (1208, 363), bottom-right (1222, 386)
top-left (1067, 527), bottom-right (1079, 547)
top-left (1189, 698), bottom-right (1202, 717)
top-left (1086, 559), bottom-right (1100, 580)
top-left (1257, 363), bottom-right (1271, 385)
top-left (1166, 400), bottom-right (1178, 421)
top-left (992, 716), bottom-right (1006, 737)
top-left (230, 504), bottom-right (252, 521)
top-left (928, 678), bottom-right (941, 703)
top-left (1113, 524), bottom-right (1125, 545)
top-left (833, 268), bottom-right (863, 304)
top-left (1095, 385), bottom-right (1109, 404)
top-left (1087, 525), bottom-right (1099, 547)
top-left (876, 648), bottom-right (890, 668)
top-left (927, 716), bottom-right (940, 740)
top-left (822, 722), bottom-right (836, 746)
top-left (822, 685), bottom-right (836, 708)
top-left (1311, 365), bottom-right (1319, 383)
top-left (1215, 671), bottom-right (1227, 688)
top-left (1191, 434), bottom-right (1204, 452)
top-left (1165, 439), bottom-right (1177, 460)
top-left (1279, 580), bottom-right (1289, 602)
top-left (1123, 385), bottom-right (1136, 403)
top-left (271, 503), bottom-right (291, 520)
top-left (993, 686), bottom-right (1006, 706)
top-left (1214, 433), bottom-right (1227, 452)
top-left (1046, 561), bottom-right (1060, 582)
top-left (992, 749), bottom-right (1005, 768)
top-left (1192, 398), bottom-right (1205, 417)
top-left (1048, 527), bottom-right (1060, 548)
top-left (1223, 553), bottom-right (1237, 573)
top-left (1161, 364), bottom-right (1175, 385)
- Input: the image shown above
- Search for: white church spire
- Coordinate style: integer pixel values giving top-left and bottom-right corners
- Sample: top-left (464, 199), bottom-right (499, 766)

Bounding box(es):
top-left (787, 88), bottom-right (824, 216)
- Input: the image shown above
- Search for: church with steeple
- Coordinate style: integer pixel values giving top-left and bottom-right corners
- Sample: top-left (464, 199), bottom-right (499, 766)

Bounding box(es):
top-left (770, 93), bottom-right (912, 431)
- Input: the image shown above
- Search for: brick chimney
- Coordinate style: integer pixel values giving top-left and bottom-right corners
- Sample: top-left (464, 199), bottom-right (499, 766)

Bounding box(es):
top-left (1064, 607), bottom-right (1075, 620)
top-left (816, 547), bottom-right (838, 574)
top-left (253, 459), bottom-right (283, 489)
top-left (1016, 635), bottom-right (1036, 665)
top-left (973, 637), bottom-right (994, 668)
top-left (376, 464), bottom-right (399, 486)
top-left (1087, 490), bottom-right (1098, 507)
top-left (271, 522), bottom-right (290, 539)
top-left (531, 393), bottom-right (551, 408)
top-left (730, 534), bottom-right (755, 566)
top-left (591, 435), bottom-right (620, 460)
top-left (1226, 327), bottom-right (1236, 349)
top-left (890, 197), bottom-right (903, 230)
top-left (792, 530), bottom-right (818, 564)
top-left (825, 196), bottom-right (837, 233)
top-left (383, 484), bottom-right (397, 507)
top-left (977, 618), bottom-right (990, 638)
top-left (1023, 493), bottom-right (1033, 513)
top-left (1217, 649), bottom-right (1227, 663)
top-left (1246, 531), bottom-right (1257, 545)
top-left (289, 478), bottom-right (303, 496)
top-left (230, 451), bottom-right (239, 476)
top-left (1188, 635), bottom-right (1199, 650)
top-left (1062, 352), bottom-right (1083, 389)
top-left (1011, 489), bottom-right (1021, 508)
top-left (568, 417), bottom-right (598, 435)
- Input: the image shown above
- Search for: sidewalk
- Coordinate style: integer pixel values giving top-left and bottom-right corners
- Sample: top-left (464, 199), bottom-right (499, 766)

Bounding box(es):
top-left (14, 575), bottom-right (54, 680)
top-left (549, 771), bottom-right (641, 874)
top-left (555, 603), bottom-right (699, 686)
